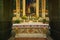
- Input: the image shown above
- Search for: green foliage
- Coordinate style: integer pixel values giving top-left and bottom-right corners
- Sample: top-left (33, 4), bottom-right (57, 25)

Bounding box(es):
top-left (22, 15), bottom-right (27, 19)
top-left (43, 19), bottom-right (46, 23)
top-left (42, 19), bottom-right (49, 23)
top-left (14, 19), bottom-right (20, 23)
top-left (34, 17), bottom-right (39, 20)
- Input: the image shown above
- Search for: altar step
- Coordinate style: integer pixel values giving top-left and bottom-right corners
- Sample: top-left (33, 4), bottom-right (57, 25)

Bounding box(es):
top-left (8, 33), bottom-right (53, 40)
top-left (15, 38), bottom-right (47, 40)
top-left (15, 33), bottom-right (47, 38)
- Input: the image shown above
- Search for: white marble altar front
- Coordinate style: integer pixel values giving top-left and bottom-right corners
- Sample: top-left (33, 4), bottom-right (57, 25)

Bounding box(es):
top-left (12, 22), bottom-right (49, 38)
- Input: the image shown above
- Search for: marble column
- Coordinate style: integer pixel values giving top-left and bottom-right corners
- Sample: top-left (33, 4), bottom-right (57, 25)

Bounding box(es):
top-left (16, 0), bottom-right (20, 18)
top-left (23, 0), bottom-right (26, 16)
top-left (42, 0), bottom-right (46, 19)
top-left (36, 0), bottom-right (39, 17)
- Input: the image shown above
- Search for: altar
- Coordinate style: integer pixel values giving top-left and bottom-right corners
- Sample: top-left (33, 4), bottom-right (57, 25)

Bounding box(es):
top-left (12, 22), bottom-right (49, 38)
